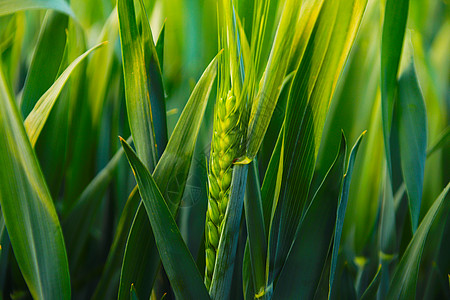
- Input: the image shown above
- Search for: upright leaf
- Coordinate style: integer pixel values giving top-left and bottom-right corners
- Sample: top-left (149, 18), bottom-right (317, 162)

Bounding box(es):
top-left (118, 0), bottom-right (157, 170)
top-left (380, 0), bottom-right (409, 177)
top-left (0, 65), bottom-right (70, 299)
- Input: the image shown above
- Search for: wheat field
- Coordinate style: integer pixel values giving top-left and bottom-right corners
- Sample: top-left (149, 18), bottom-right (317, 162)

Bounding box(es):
top-left (0, 0), bottom-right (448, 299)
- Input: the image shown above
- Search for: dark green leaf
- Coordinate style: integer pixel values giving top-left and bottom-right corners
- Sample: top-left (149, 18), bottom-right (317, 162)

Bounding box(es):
top-left (120, 138), bottom-right (210, 300)
top-left (272, 134), bottom-right (347, 299)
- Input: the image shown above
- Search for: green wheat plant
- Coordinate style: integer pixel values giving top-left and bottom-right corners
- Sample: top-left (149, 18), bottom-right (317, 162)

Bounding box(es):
top-left (0, 0), bottom-right (449, 299)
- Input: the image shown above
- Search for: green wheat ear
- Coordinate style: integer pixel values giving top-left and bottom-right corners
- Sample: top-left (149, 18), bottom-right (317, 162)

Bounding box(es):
top-left (204, 89), bottom-right (243, 289)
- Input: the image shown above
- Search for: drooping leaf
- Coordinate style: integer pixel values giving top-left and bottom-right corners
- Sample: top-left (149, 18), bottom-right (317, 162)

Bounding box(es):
top-left (272, 133), bottom-right (347, 299)
top-left (117, 54), bottom-right (219, 300)
top-left (120, 138), bottom-right (210, 300)
top-left (387, 182), bottom-right (450, 299)
top-left (0, 64), bottom-right (70, 300)
top-left (397, 61), bottom-right (427, 232)
top-left (24, 42), bottom-right (105, 147)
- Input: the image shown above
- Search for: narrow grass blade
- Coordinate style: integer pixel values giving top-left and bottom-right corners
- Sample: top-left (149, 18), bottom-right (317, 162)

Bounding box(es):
top-left (380, 0), bottom-right (409, 177)
top-left (118, 54), bottom-right (218, 300)
top-left (120, 138), bottom-right (210, 300)
top-left (426, 126), bottom-right (449, 158)
top-left (24, 42), bottom-right (105, 147)
top-left (387, 182), bottom-right (450, 299)
top-left (397, 61), bottom-right (427, 232)
top-left (329, 131), bottom-right (366, 298)
top-left (244, 160), bottom-right (266, 295)
top-left (0, 65), bottom-right (70, 299)
top-left (210, 164), bottom-right (249, 300)
top-left (272, 134), bottom-right (347, 299)
top-left (21, 11), bottom-right (68, 118)
top-left (118, 0), bottom-right (157, 170)
top-left (0, 0), bottom-right (74, 17)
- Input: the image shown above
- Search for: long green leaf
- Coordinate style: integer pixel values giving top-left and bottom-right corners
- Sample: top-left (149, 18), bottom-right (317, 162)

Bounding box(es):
top-left (118, 54), bottom-right (219, 300)
top-left (267, 0), bottom-right (368, 284)
top-left (272, 133), bottom-right (347, 299)
top-left (118, 0), bottom-right (157, 171)
top-left (380, 0), bottom-right (409, 177)
top-left (120, 138), bottom-right (210, 300)
top-left (329, 131), bottom-right (366, 298)
top-left (24, 42), bottom-right (105, 147)
top-left (0, 65), bottom-right (70, 299)
top-left (387, 182), bottom-right (450, 299)
top-left (397, 61), bottom-right (427, 232)
top-left (360, 265), bottom-right (382, 300)
top-left (0, 0), bottom-right (74, 17)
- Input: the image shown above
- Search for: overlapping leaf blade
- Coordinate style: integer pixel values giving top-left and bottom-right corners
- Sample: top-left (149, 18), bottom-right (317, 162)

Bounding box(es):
top-left (117, 54), bottom-right (219, 300)
top-left (267, 0), bottom-right (368, 285)
top-left (272, 134), bottom-right (347, 299)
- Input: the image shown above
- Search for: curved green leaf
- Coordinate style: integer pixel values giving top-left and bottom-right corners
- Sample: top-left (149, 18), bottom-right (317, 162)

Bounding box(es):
top-left (0, 65), bottom-right (70, 300)
top-left (360, 264), bottom-right (382, 300)
top-left (387, 182), bottom-right (450, 299)
top-left (24, 42), bottom-right (105, 147)
top-left (120, 138), bottom-right (210, 300)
